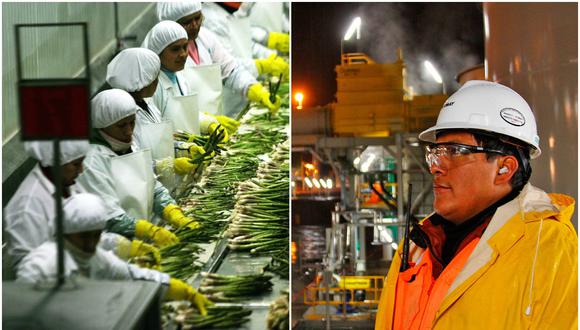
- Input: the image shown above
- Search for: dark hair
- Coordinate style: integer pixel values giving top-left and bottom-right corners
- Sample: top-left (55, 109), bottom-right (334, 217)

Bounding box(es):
top-left (437, 129), bottom-right (532, 190)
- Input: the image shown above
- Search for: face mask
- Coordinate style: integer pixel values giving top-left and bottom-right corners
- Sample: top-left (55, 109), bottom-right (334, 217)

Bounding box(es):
top-left (65, 240), bottom-right (95, 277)
top-left (99, 130), bottom-right (132, 152)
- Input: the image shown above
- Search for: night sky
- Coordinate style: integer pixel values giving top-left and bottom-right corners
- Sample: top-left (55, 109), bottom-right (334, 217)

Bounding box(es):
top-left (292, 2), bottom-right (484, 107)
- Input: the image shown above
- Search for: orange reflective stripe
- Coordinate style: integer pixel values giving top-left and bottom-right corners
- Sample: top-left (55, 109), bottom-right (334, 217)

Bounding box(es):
top-left (392, 238), bottom-right (480, 330)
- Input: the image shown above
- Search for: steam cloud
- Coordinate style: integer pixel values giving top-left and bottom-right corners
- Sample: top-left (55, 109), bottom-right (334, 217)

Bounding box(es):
top-left (356, 3), bottom-right (484, 95)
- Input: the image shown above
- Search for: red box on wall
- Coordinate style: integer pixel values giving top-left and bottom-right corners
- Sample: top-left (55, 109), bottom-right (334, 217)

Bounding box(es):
top-left (19, 80), bottom-right (90, 140)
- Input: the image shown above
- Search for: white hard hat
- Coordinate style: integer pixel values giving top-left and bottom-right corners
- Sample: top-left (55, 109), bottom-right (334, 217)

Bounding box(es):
top-left (63, 193), bottom-right (108, 234)
top-left (91, 89), bottom-right (139, 128)
top-left (419, 80), bottom-right (541, 159)
top-left (141, 20), bottom-right (188, 55)
top-left (157, 2), bottom-right (201, 22)
top-left (25, 140), bottom-right (90, 167)
top-left (106, 48), bottom-right (160, 92)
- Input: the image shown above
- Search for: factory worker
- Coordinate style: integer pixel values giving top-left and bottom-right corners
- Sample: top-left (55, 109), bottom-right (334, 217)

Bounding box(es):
top-left (16, 193), bottom-right (213, 315)
top-left (248, 1), bottom-right (290, 35)
top-left (157, 2), bottom-right (281, 117)
top-left (375, 81), bottom-right (577, 329)
top-left (201, 2), bottom-right (289, 78)
top-left (4, 140), bottom-right (88, 269)
top-left (3, 140), bottom-right (162, 271)
top-left (76, 89), bottom-right (200, 249)
top-left (142, 20), bottom-right (230, 143)
top-left (106, 47), bottom-right (205, 177)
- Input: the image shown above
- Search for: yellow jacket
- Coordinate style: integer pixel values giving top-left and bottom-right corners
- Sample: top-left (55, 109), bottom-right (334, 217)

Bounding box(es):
top-left (375, 184), bottom-right (577, 329)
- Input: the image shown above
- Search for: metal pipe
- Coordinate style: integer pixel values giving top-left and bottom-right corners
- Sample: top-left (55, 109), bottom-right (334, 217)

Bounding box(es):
top-left (53, 140), bottom-right (65, 286)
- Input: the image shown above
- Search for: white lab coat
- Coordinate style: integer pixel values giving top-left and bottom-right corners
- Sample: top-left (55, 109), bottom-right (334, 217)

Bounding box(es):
top-left (132, 98), bottom-right (164, 151)
top-left (4, 165), bottom-right (126, 268)
top-left (16, 241), bottom-right (170, 285)
top-left (187, 27), bottom-right (258, 118)
top-left (76, 143), bottom-right (174, 237)
top-left (152, 70), bottom-right (191, 117)
top-left (202, 2), bottom-right (275, 71)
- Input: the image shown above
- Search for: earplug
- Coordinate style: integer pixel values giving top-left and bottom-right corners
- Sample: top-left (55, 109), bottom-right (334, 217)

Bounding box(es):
top-left (499, 166), bottom-right (509, 174)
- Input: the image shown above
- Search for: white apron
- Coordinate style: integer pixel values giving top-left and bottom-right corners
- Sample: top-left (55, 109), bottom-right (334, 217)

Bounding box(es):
top-left (166, 94), bottom-right (200, 135)
top-left (110, 149), bottom-right (154, 222)
top-left (181, 64), bottom-right (223, 116)
top-left (137, 121), bottom-right (176, 194)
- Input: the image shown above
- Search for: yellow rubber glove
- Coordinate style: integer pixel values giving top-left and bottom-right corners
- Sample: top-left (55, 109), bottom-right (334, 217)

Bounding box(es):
top-left (214, 115), bottom-right (240, 135)
top-left (267, 32), bottom-right (289, 53)
top-left (189, 145), bottom-right (206, 158)
top-left (247, 83), bottom-right (281, 115)
top-left (135, 220), bottom-right (179, 248)
top-left (166, 278), bottom-right (213, 315)
top-left (255, 54), bottom-right (289, 79)
top-left (208, 123), bottom-right (229, 143)
top-left (163, 204), bottom-right (200, 231)
top-left (117, 238), bottom-right (161, 266)
top-left (174, 157), bottom-right (195, 175)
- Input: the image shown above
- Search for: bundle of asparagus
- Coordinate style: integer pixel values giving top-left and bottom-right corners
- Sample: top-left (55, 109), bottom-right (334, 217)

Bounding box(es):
top-left (163, 303), bottom-right (252, 329)
top-left (224, 140), bottom-right (290, 278)
top-left (267, 290), bottom-right (289, 330)
top-left (159, 243), bottom-right (204, 280)
top-left (199, 272), bottom-right (274, 302)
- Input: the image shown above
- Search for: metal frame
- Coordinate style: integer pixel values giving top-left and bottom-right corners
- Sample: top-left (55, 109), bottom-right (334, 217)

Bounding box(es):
top-left (15, 22), bottom-right (91, 141)
top-left (14, 22), bottom-right (91, 287)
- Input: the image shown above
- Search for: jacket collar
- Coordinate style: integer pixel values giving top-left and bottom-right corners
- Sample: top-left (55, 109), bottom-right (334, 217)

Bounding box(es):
top-left (437, 183), bottom-right (574, 316)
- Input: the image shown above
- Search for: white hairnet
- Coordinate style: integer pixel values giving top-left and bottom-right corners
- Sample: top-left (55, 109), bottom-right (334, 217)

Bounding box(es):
top-left (91, 89), bottom-right (138, 128)
top-left (25, 140), bottom-right (90, 167)
top-left (141, 21), bottom-right (188, 55)
top-left (157, 2), bottom-right (201, 22)
top-left (106, 48), bottom-right (161, 92)
top-left (63, 193), bottom-right (108, 233)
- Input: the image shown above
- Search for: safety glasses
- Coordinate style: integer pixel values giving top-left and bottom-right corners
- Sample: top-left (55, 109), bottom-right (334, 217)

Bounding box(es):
top-left (425, 142), bottom-right (507, 168)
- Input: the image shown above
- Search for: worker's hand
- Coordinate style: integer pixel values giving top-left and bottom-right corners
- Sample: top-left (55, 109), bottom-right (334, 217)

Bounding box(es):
top-left (130, 240), bottom-right (161, 266)
top-left (166, 278), bottom-right (214, 315)
top-left (163, 204), bottom-right (201, 231)
top-left (255, 54), bottom-right (289, 79)
top-left (247, 83), bottom-right (281, 115)
top-left (135, 220), bottom-right (179, 248)
top-left (213, 115), bottom-right (240, 135)
top-left (208, 123), bottom-right (229, 143)
top-left (267, 32), bottom-right (289, 53)
top-left (189, 145), bottom-right (206, 158)
top-left (174, 157), bottom-right (195, 175)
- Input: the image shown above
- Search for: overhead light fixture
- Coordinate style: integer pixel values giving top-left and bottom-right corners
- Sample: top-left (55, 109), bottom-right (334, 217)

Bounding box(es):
top-left (424, 60), bottom-right (442, 83)
top-left (344, 17), bottom-right (361, 41)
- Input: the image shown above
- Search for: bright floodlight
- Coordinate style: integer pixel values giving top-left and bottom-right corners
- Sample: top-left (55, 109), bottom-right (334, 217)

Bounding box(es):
top-left (344, 17), bottom-right (361, 41)
top-left (312, 178), bottom-right (321, 189)
top-left (304, 177), bottom-right (313, 188)
top-left (294, 92), bottom-right (304, 103)
top-left (424, 60), bottom-right (443, 84)
top-left (320, 179), bottom-right (328, 189)
top-left (326, 178), bottom-right (333, 189)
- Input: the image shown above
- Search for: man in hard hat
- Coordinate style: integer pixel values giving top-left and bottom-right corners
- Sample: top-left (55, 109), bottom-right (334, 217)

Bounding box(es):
top-left (375, 80), bottom-right (577, 329)
top-left (16, 193), bottom-right (213, 315)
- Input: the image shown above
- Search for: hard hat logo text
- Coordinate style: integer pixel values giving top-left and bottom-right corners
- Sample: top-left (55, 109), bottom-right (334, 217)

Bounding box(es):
top-left (500, 108), bottom-right (525, 126)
